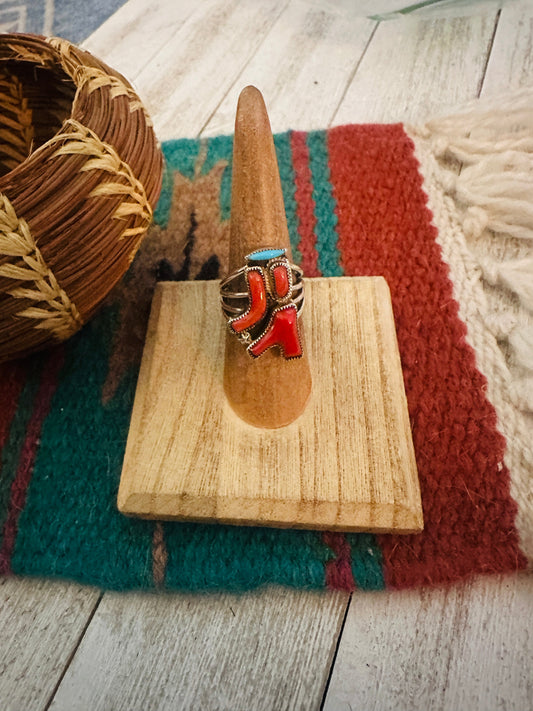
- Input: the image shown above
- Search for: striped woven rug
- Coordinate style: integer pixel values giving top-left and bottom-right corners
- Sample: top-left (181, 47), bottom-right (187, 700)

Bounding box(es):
top-left (0, 115), bottom-right (531, 591)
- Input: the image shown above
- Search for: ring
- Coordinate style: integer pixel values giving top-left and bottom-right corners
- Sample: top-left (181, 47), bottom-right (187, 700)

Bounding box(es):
top-left (220, 248), bottom-right (304, 359)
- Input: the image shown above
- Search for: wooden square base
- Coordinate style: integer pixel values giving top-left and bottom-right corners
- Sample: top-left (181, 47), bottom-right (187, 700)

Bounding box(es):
top-left (118, 277), bottom-right (423, 533)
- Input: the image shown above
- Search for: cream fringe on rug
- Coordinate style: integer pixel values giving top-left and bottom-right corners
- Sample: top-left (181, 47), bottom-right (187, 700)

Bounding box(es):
top-left (407, 88), bottom-right (533, 563)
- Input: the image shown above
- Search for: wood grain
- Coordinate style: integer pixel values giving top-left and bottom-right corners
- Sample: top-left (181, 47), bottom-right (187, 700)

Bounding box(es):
top-left (49, 587), bottom-right (349, 711)
top-left (323, 574), bottom-right (533, 711)
top-left (121, 0), bottom-right (290, 140)
top-left (203, 0), bottom-right (376, 136)
top-left (0, 578), bottom-right (100, 711)
top-left (82, 0), bottom-right (204, 80)
top-left (118, 278), bottom-right (422, 533)
top-left (333, 8), bottom-right (499, 125)
top-left (482, 0), bottom-right (533, 93)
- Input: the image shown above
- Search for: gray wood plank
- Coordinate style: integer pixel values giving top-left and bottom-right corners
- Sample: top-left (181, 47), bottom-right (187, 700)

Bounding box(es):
top-left (0, 578), bottom-right (100, 711)
top-left (82, 0), bottom-right (205, 81)
top-left (49, 587), bottom-right (349, 711)
top-left (482, 0), bottom-right (533, 93)
top-left (202, 0), bottom-right (376, 136)
top-left (125, 0), bottom-right (290, 140)
top-left (85, 0), bottom-right (291, 141)
top-left (323, 574), bottom-right (533, 711)
top-left (333, 7), bottom-right (499, 125)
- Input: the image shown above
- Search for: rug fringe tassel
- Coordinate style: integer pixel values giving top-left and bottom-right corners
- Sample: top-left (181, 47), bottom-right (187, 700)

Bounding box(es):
top-left (411, 87), bottom-right (533, 413)
top-left (481, 257), bottom-right (533, 312)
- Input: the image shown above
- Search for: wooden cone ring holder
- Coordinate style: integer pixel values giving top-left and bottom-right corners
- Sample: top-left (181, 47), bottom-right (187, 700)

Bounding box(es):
top-left (118, 87), bottom-right (424, 534)
top-left (223, 87), bottom-right (312, 428)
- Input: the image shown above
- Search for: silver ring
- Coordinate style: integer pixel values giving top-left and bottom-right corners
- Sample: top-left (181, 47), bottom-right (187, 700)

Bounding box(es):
top-left (220, 248), bottom-right (305, 359)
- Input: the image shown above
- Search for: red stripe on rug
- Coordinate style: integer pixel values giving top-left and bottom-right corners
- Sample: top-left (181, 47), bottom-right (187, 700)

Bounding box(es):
top-left (0, 361), bottom-right (27, 450)
top-left (326, 123), bottom-right (527, 588)
top-left (290, 131), bottom-right (320, 276)
top-left (0, 347), bottom-right (65, 575)
top-left (322, 532), bottom-right (356, 591)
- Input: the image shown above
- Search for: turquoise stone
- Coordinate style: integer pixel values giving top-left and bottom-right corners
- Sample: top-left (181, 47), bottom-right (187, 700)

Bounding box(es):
top-left (248, 248), bottom-right (285, 261)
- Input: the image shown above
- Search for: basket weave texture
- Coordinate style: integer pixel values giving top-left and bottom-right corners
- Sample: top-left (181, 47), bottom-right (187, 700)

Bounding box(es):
top-left (0, 33), bottom-right (163, 362)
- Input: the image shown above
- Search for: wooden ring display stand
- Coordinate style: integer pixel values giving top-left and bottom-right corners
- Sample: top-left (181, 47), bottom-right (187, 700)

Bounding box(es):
top-left (118, 87), bottom-right (424, 534)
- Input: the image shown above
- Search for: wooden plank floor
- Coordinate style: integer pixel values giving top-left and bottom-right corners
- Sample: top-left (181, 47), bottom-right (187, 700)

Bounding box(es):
top-left (1, 2), bottom-right (533, 709)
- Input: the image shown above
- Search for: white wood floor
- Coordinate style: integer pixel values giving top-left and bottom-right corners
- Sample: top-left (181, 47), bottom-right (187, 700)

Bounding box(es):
top-left (1, 2), bottom-right (533, 709)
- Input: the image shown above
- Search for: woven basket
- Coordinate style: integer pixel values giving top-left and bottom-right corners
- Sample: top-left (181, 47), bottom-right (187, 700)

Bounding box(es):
top-left (0, 34), bottom-right (163, 362)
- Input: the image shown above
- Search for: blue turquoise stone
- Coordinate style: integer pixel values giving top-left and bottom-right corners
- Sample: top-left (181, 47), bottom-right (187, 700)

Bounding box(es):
top-left (248, 248), bottom-right (285, 261)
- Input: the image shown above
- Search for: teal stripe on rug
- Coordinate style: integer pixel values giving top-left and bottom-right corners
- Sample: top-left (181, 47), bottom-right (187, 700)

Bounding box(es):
top-left (204, 135), bottom-right (234, 222)
top-left (154, 138), bottom-right (202, 227)
top-left (306, 131), bottom-right (343, 277)
top-left (163, 522), bottom-right (332, 591)
top-left (275, 131), bottom-right (302, 265)
top-left (0, 364), bottom-right (43, 550)
top-left (11, 308), bottom-right (154, 590)
top-left (347, 533), bottom-right (385, 590)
